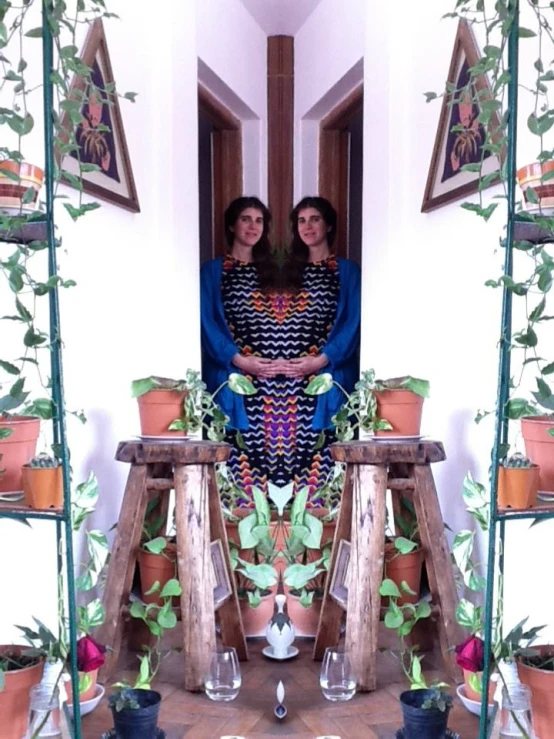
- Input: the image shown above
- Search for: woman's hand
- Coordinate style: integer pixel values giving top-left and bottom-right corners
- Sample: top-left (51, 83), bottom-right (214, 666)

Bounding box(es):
top-left (232, 354), bottom-right (282, 378)
top-left (279, 354), bottom-right (329, 379)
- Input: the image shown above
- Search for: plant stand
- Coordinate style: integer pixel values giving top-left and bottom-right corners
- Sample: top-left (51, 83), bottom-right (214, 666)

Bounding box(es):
top-left (314, 439), bottom-right (464, 691)
top-left (95, 439), bottom-right (247, 691)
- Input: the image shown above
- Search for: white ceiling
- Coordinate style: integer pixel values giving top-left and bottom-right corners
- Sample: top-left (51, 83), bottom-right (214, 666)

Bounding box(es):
top-left (239, 0), bottom-right (324, 35)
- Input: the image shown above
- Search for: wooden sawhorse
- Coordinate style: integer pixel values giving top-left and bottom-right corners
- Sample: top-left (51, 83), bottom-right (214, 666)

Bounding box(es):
top-left (95, 439), bottom-right (247, 691)
top-left (314, 440), bottom-right (463, 691)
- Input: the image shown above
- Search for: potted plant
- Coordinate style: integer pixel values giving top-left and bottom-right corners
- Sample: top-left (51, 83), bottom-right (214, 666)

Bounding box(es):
top-left (0, 160), bottom-right (44, 210)
top-left (0, 414), bottom-right (40, 493)
top-left (521, 408), bottom-right (554, 493)
top-left (225, 485), bottom-right (279, 636)
top-left (497, 452), bottom-right (539, 510)
top-left (131, 370), bottom-right (255, 438)
top-left (384, 497), bottom-right (423, 607)
top-left (517, 645), bottom-right (554, 739)
top-left (305, 369), bottom-right (430, 440)
top-left (137, 497), bottom-right (178, 606)
top-left (22, 452), bottom-right (63, 509)
top-left (109, 578), bottom-right (182, 739)
top-left (0, 645), bottom-right (44, 739)
top-left (379, 578), bottom-right (452, 737)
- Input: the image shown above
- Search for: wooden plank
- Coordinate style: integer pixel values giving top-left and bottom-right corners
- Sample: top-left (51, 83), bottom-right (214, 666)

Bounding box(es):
top-left (387, 478), bottom-right (416, 491)
top-left (313, 465), bottom-right (353, 659)
top-left (116, 439), bottom-right (230, 465)
top-left (207, 467), bottom-right (248, 660)
top-left (174, 464), bottom-right (217, 691)
top-left (413, 465), bottom-right (464, 681)
top-left (331, 440), bottom-right (446, 465)
top-left (96, 464), bottom-right (148, 680)
top-left (345, 464), bottom-right (388, 691)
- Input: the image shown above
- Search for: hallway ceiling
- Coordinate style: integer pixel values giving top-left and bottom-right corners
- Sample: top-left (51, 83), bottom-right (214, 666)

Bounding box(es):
top-left (239, 0), bottom-right (324, 35)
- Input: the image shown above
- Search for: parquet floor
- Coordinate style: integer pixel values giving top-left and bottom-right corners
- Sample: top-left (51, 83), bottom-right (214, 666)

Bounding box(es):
top-left (82, 627), bottom-right (479, 738)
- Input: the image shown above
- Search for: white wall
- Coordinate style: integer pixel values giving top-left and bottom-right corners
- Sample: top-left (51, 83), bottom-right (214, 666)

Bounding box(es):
top-left (294, 0), bottom-right (365, 199)
top-left (196, 0), bottom-right (268, 200)
top-left (361, 0), bottom-right (554, 641)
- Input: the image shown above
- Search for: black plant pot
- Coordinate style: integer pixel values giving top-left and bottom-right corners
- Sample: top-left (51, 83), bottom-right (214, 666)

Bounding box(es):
top-left (400, 689), bottom-right (450, 739)
top-left (110, 689), bottom-right (162, 739)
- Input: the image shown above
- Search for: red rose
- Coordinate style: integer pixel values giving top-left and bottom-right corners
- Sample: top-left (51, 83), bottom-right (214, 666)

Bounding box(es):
top-left (455, 635), bottom-right (484, 672)
top-left (76, 636), bottom-right (106, 672)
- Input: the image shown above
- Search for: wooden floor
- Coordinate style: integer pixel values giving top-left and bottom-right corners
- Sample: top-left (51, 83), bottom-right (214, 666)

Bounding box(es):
top-left (82, 628), bottom-right (479, 738)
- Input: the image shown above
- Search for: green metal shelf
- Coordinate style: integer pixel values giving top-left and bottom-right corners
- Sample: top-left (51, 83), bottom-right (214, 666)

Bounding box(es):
top-left (0, 501), bottom-right (64, 522)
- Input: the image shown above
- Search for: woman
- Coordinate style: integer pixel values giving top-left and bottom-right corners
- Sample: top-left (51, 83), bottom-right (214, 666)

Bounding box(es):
top-left (278, 196), bottom-right (361, 499)
top-left (201, 196), bottom-right (284, 497)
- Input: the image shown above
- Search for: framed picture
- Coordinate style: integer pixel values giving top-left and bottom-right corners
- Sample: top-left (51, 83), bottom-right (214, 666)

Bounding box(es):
top-left (59, 19), bottom-right (140, 212)
top-left (211, 539), bottom-right (233, 611)
top-left (329, 539), bottom-right (350, 611)
top-left (421, 19), bottom-right (503, 213)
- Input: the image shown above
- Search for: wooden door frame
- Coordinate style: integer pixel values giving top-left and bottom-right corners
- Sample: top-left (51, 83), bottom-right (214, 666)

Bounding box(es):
top-left (319, 85), bottom-right (363, 258)
top-left (198, 85), bottom-right (243, 257)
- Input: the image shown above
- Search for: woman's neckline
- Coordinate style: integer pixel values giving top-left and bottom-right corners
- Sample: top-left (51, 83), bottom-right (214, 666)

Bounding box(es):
top-left (308, 253), bottom-right (336, 266)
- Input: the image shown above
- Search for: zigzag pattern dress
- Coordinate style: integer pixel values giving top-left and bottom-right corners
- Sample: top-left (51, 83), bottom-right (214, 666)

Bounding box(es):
top-left (222, 254), bottom-right (340, 503)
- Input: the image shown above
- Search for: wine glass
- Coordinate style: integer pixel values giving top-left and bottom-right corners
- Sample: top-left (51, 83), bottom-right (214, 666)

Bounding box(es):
top-left (319, 647), bottom-right (356, 701)
top-left (204, 647), bottom-right (241, 701)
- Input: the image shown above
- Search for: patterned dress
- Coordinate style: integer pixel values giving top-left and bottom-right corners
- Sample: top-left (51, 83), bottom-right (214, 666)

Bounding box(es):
top-left (222, 254), bottom-right (340, 503)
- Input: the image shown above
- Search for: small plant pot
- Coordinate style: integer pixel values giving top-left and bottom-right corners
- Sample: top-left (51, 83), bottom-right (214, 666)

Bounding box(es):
top-left (517, 161), bottom-right (554, 210)
top-left (0, 646), bottom-right (43, 739)
top-left (64, 668), bottom-right (98, 704)
top-left (462, 668), bottom-right (496, 703)
top-left (22, 465), bottom-right (63, 509)
top-left (400, 689), bottom-right (451, 739)
top-left (284, 590), bottom-right (322, 637)
top-left (374, 390), bottom-right (424, 437)
top-left (522, 416), bottom-right (554, 492)
top-left (110, 689), bottom-right (161, 739)
top-left (239, 591), bottom-right (275, 637)
top-left (0, 161), bottom-right (44, 210)
top-left (137, 544), bottom-right (178, 605)
top-left (137, 389), bottom-right (187, 437)
top-left (0, 415), bottom-right (40, 493)
top-left (497, 464), bottom-right (539, 509)
top-left (517, 644), bottom-right (554, 739)
top-left (384, 544), bottom-right (423, 605)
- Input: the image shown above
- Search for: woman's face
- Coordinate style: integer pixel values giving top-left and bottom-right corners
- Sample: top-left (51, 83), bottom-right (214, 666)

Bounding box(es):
top-left (297, 207), bottom-right (330, 248)
top-left (231, 207), bottom-right (265, 248)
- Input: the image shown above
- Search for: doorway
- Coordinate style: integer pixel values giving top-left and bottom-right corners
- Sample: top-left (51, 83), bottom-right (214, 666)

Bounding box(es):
top-left (318, 85), bottom-right (363, 265)
top-left (197, 85), bottom-right (243, 263)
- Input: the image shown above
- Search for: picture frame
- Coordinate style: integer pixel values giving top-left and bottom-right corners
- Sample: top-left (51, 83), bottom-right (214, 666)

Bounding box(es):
top-left (58, 19), bottom-right (140, 213)
top-left (421, 19), bottom-right (503, 213)
top-left (211, 539), bottom-right (233, 611)
top-left (329, 539), bottom-right (350, 611)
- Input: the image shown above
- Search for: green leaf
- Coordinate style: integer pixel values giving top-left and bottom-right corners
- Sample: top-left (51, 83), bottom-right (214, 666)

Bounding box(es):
top-left (379, 579), bottom-right (401, 598)
top-left (542, 362), bottom-right (554, 375)
top-left (302, 512), bottom-right (323, 549)
top-left (160, 578), bottom-right (182, 598)
top-left (228, 372), bottom-right (256, 395)
top-left (414, 600), bottom-right (431, 620)
top-left (528, 112), bottom-right (554, 136)
top-left (519, 27), bottom-right (537, 37)
top-left (290, 485), bottom-right (309, 526)
top-left (304, 373), bottom-right (333, 395)
top-left (238, 562), bottom-right (278, 589)
top-left (238, 513), bottom-right (260, 549)
top-left (252, 485), bottom-right (271, 525)
top-left (143, 536), bottom-right (167, 555)
top-left (394, 536), bottom-right (418, 555)
top-left (23, 327), bottom-right (47, 347)
top-left (283, 562), bottom-right (323, 589)
top-left (530, 298), bottom-right (546, 322)
top-left (0, 360), bottom-right (19, 375)
top-left (15, 298), bottom-right (32, 322)
top-left (157, 609), bottom-right (177, 630)
top-left (424, 92), bottom-right (437, 102)
top-left (25, 27), bottom-right (43, 38)
top-left (130, 377), bottom-right (162, 398)
top-left (384, 602), bottom-right (404, 629)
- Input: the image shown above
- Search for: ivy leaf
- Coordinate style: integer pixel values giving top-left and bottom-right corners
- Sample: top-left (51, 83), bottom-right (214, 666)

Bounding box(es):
top-left (0, 360), bottom-right (19, 375)
top-left (25, 27), bottom-right (43, 38)
top-left (530, 298), bottom-right (546, 322)
top-left (305, 373), bottom-right (333, 395)
top-left (519, 27), bottom-right (537, 38)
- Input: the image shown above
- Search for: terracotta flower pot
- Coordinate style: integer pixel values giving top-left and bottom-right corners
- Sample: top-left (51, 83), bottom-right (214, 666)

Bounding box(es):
top-left (384, 543), bottom-right (423, 605)
top-left (518, 645), bottom-right (554, 739)
top-left (522, 416), bottom-right (554, 492)
top-left (239, 592), bottom-right (275, 637)
top-left (0, 646), bottom-right (43, 739)
top-left (463, 668), bottom-right (496, 703)
top-left (22, 465), bottom-right (63, 509)
top-left (64, 668), bottom-right (98, 704)
top-left (137, 544), bottom-right (177, 605)
top-left (497, 464), bottom-right (539, 509)
top-left (0, 416), bottom-right (40, 493)
top-left (136, 389), bottom-right (187, 437)
top-left (284, 590), bottom-right (322, 637)
top-left (374, 390), bottom-right (424, 437)
top-left (517, 161), bottom-right (554, 209)
top-left (0, 161), bottom-right (44, 210)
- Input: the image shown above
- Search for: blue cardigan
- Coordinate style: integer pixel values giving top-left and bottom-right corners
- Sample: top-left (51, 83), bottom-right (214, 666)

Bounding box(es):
top-left (200, 257), bottom-right (361, 431)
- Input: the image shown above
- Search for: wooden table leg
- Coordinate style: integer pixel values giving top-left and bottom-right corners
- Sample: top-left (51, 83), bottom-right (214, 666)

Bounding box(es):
top-left (207, 467), bottom-right (248, 661)
top-left (313, 465), bottom-right (353, 660)
top-left (174, 464), bottom-right (217, 691)
top-left (345, 463), bottom-right (388, 692)
top-left (413, 465), bottom-right (464, 681)
top-left (96, 464), bottom-right (148, 680)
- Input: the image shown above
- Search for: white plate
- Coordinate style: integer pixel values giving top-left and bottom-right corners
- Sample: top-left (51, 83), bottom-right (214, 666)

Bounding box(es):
top-left (262, 645), bottom-right (299, 661)
top-left (134, 435), bottom-right (190, 442)
top-left (456, 684), bottom-right (494, 718)
top-left (67, 683), bottom-right (105, 717)
top-left (369, 435), bottom-right (425, 443)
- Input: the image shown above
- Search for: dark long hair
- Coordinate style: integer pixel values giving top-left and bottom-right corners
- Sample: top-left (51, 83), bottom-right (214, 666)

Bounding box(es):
top-left (283, 196), bottom-right (337, 292)
top-left (224, 196), bottom-right (277, 292)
